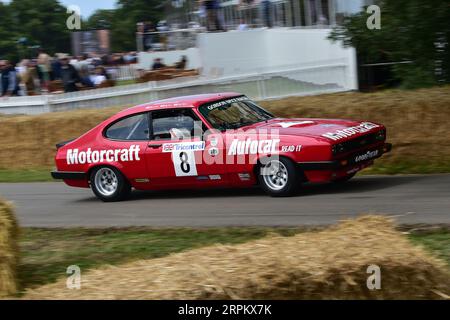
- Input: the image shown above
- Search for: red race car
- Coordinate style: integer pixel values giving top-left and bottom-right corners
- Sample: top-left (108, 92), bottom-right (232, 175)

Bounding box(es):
top-left (52, 93), bottom-right (392, 201)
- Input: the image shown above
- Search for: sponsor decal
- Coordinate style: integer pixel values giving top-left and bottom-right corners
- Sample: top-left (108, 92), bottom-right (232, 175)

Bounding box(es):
top-left (275, 121), bottom-right (314, 128)
top-left (346, 167), bottom-right (360, 175)
top-left (208, 147), bottom-right (219, 156)
top-left (355, 150), bottom-right (379, 163)
top-left (228, 139), bottom-right (280, 156)
top-left (209, 136), bottom-right (219, 147)
top-left (281, 145), bottom-right (302, 152)
top-left (67, 145), bottom-right (140, 165)
top-left (238, 173), bottom-right (251, 181)
top-left (322, 122), bottom-right (379, 141)
top-left (206, 96), bottom-right (249, 111)
top-left (162, 141), bottom-right (205, 153)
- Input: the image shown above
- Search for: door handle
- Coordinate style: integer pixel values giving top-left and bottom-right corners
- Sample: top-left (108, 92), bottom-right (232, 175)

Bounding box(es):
top-left (148, 143), bottom-right (162, 149)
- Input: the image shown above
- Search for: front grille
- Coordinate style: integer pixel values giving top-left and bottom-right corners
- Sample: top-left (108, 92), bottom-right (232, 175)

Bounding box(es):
top-left (332, 130), bottom-right (385, 155)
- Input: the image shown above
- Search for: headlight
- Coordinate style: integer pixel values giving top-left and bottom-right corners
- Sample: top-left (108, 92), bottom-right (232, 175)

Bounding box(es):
top-left (375, 129), bottom-right (386, 141)
top-left (332, 143), bottom-right (345, 155)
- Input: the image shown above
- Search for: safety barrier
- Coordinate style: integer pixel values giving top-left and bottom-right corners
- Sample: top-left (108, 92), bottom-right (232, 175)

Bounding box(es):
top-left (0, 62), bottom-right (350, 115)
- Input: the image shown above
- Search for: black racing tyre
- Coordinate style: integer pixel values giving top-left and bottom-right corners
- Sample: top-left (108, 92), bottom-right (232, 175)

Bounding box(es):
top-left (257, 157), bottom-right (301, 197)
top-left (332, 173), bottom-right (356, 184)
top-left (90, 166), bottom-right (131, 202)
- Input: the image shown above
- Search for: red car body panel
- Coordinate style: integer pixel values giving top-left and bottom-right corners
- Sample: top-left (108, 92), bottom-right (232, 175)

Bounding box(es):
top-left (53, 93), bottom-right (391, 191)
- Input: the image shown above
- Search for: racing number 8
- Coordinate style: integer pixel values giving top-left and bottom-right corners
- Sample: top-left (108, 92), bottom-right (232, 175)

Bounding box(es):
top-left (172, 150), bottom-right (198, 177)
top-left (179, 152), bottom-right (190, 173)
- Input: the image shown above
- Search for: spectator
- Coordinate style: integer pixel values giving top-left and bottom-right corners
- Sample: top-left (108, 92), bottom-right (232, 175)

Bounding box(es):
top-left (0, 60), bottom-right (20, 97)
top-left (144, 21), bottom-right (156, 51)
top-left (51, 54), bottom-right (62, 80)
top-left (175, 55), bottom-right (188, 70)
top-left (60, 55), bottom-right (81, 92)
top-left (152, 58), bottom-right (166, 70)
top-left (20, 60), bottom-right (39, 95)
top-left (237, 19), bottom-right (249, 31)
top-left (204, 0), bottom-right (223, 31)
top-left (90, 67), bottom-right (107, 87)
top-left (261, 0), bottom-right (273, 28)
top-left (37, 48), bottom-right (52, 91)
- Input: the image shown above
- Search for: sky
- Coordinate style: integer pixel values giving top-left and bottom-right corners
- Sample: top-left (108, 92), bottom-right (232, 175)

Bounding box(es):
top-left (1, 0), bottom-right (117, 18)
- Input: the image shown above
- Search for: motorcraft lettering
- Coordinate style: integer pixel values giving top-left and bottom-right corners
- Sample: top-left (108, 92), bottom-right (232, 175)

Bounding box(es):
top-left (162, 141), bottom-right (205, 153)
top-left (355, 150), bottom-right (379, 162)
top-left (228, 139), bottom-right (280, 156)
top-left (67, 145), bottom-right (141, 165)
top-left (206, 96), bottom-right (249, 110)
top-left (322, 122), bottom-right (380, 141)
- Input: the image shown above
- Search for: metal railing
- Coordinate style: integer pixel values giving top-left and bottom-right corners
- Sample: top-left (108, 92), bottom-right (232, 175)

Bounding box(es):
top-left (0, 63), bottom-right (350, 115)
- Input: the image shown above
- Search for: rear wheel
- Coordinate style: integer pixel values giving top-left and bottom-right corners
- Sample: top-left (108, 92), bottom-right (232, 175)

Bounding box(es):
top-left (90, 166), bottom-right (131, 202)
top-left (258, 157), bottom-right (300, 197)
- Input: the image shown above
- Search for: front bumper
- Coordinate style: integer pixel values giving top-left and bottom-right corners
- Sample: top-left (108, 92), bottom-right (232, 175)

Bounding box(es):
top-left (298, 143), bottom-right (392, 171)
top-left (51, 171), bottom-right (87, 180)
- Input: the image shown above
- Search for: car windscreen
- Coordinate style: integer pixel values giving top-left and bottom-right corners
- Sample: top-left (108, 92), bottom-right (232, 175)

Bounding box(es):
top-left (199, 97), bottom-right (274, 130)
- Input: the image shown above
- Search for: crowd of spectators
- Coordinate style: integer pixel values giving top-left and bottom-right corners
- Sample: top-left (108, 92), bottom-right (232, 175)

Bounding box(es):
top-left (0, 49), bottom-right (138, 96)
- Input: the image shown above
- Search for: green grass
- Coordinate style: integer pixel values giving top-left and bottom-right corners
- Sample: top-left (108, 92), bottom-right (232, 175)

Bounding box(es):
top-left (0, 169), bottom-right (53, 183)
top-left (18, 227), bottom-right (300, 291)
top-left (408, 231), bottom-right (450, 266)
top-left (116, 79), bottom-right (137, 86)
top-left (18, 227), bottom-right (449, 293)
top-left (362, 161), bottom-right (450, 175)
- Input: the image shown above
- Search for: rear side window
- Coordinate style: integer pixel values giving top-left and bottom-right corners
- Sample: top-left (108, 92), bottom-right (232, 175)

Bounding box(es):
top-left (105, 113), bottom-right (149, 140)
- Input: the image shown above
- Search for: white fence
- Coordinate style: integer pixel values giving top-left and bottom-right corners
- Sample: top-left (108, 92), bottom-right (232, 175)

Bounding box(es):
top-left (0, 62), bottom-right (352, 115)
top-left (0, 29), bottom-right (357, 115)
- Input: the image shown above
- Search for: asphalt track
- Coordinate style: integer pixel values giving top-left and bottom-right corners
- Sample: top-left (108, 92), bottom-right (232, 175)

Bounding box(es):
top-left (0, 174), bottom-right (449, 227)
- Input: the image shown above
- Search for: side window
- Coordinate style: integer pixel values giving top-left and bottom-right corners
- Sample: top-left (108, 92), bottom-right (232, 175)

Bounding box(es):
top-left (151, 109), bottom-right (203, 140)
top-left (105, 113), bottom-right (149, 140)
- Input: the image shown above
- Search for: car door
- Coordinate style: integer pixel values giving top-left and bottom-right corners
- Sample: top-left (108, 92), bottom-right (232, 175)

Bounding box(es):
top-left (144, 108), bottom-right (228, 188)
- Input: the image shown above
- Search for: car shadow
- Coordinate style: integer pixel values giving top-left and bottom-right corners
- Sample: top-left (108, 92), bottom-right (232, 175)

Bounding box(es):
top-left (72, 174), bottom-right (429, 203)
top-left (122, 174), bottom-right (429, 201)
top-left (300, 174), bottom-right (429, 197)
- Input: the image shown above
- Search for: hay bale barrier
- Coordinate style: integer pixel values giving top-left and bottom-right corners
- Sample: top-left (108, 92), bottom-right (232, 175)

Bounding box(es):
top-left (0, 199), bottom-right (19, 298)
top-left (24, 216), bottom-right (450, 300)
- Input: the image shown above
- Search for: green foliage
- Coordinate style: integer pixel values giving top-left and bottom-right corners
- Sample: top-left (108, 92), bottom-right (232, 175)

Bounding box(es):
top-left (0, 0), bottom-right (164, 60)
top-left (329, 0), bottom-right (450, 88)
top-left (86, 0), bottom-right (165, 52)
top-left (110, 0), bottom-right (164, 52)
top-left (7, 0), bottom-right (70, 59)
top-left (0, 2), bottom-right (19, 61)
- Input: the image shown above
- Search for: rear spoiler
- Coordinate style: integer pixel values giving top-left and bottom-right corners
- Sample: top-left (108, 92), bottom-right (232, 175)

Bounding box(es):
top-left (56, 139), bottom-right (75, 150)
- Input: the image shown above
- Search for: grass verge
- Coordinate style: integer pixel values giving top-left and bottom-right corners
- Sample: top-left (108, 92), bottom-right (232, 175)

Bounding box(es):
top-left (18, 226), bottom-right (450, 294)
top-left (0, 169), bottom-right (53, 183)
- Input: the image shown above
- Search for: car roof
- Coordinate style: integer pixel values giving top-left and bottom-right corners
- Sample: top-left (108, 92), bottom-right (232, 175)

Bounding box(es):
top-left (119, 92), bottom-right (243, 117)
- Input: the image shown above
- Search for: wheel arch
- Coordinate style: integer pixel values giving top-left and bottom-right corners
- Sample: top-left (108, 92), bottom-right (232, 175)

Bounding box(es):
top-left (253, 154), bottom-right (307, 183)
top-left (87, 163), bottom-right (130, 185)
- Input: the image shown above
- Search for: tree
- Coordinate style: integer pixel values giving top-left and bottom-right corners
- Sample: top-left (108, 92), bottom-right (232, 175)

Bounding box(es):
top-left (0, 3), bottom-right (19, 61)
top-left (85, 10), bottom-right (116, 30)
top-left (329, 0), bottom-right (450, 88)
top-left (110, 0), bottom-right (164, 52)
top-left (8, 0), bottom-right (71, 58)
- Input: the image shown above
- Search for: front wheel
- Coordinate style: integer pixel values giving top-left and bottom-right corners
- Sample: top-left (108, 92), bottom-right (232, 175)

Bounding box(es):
top-left (258, 157), bottom-right (300, 197)
top-left (90, 166), bottom-right (131, 202)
